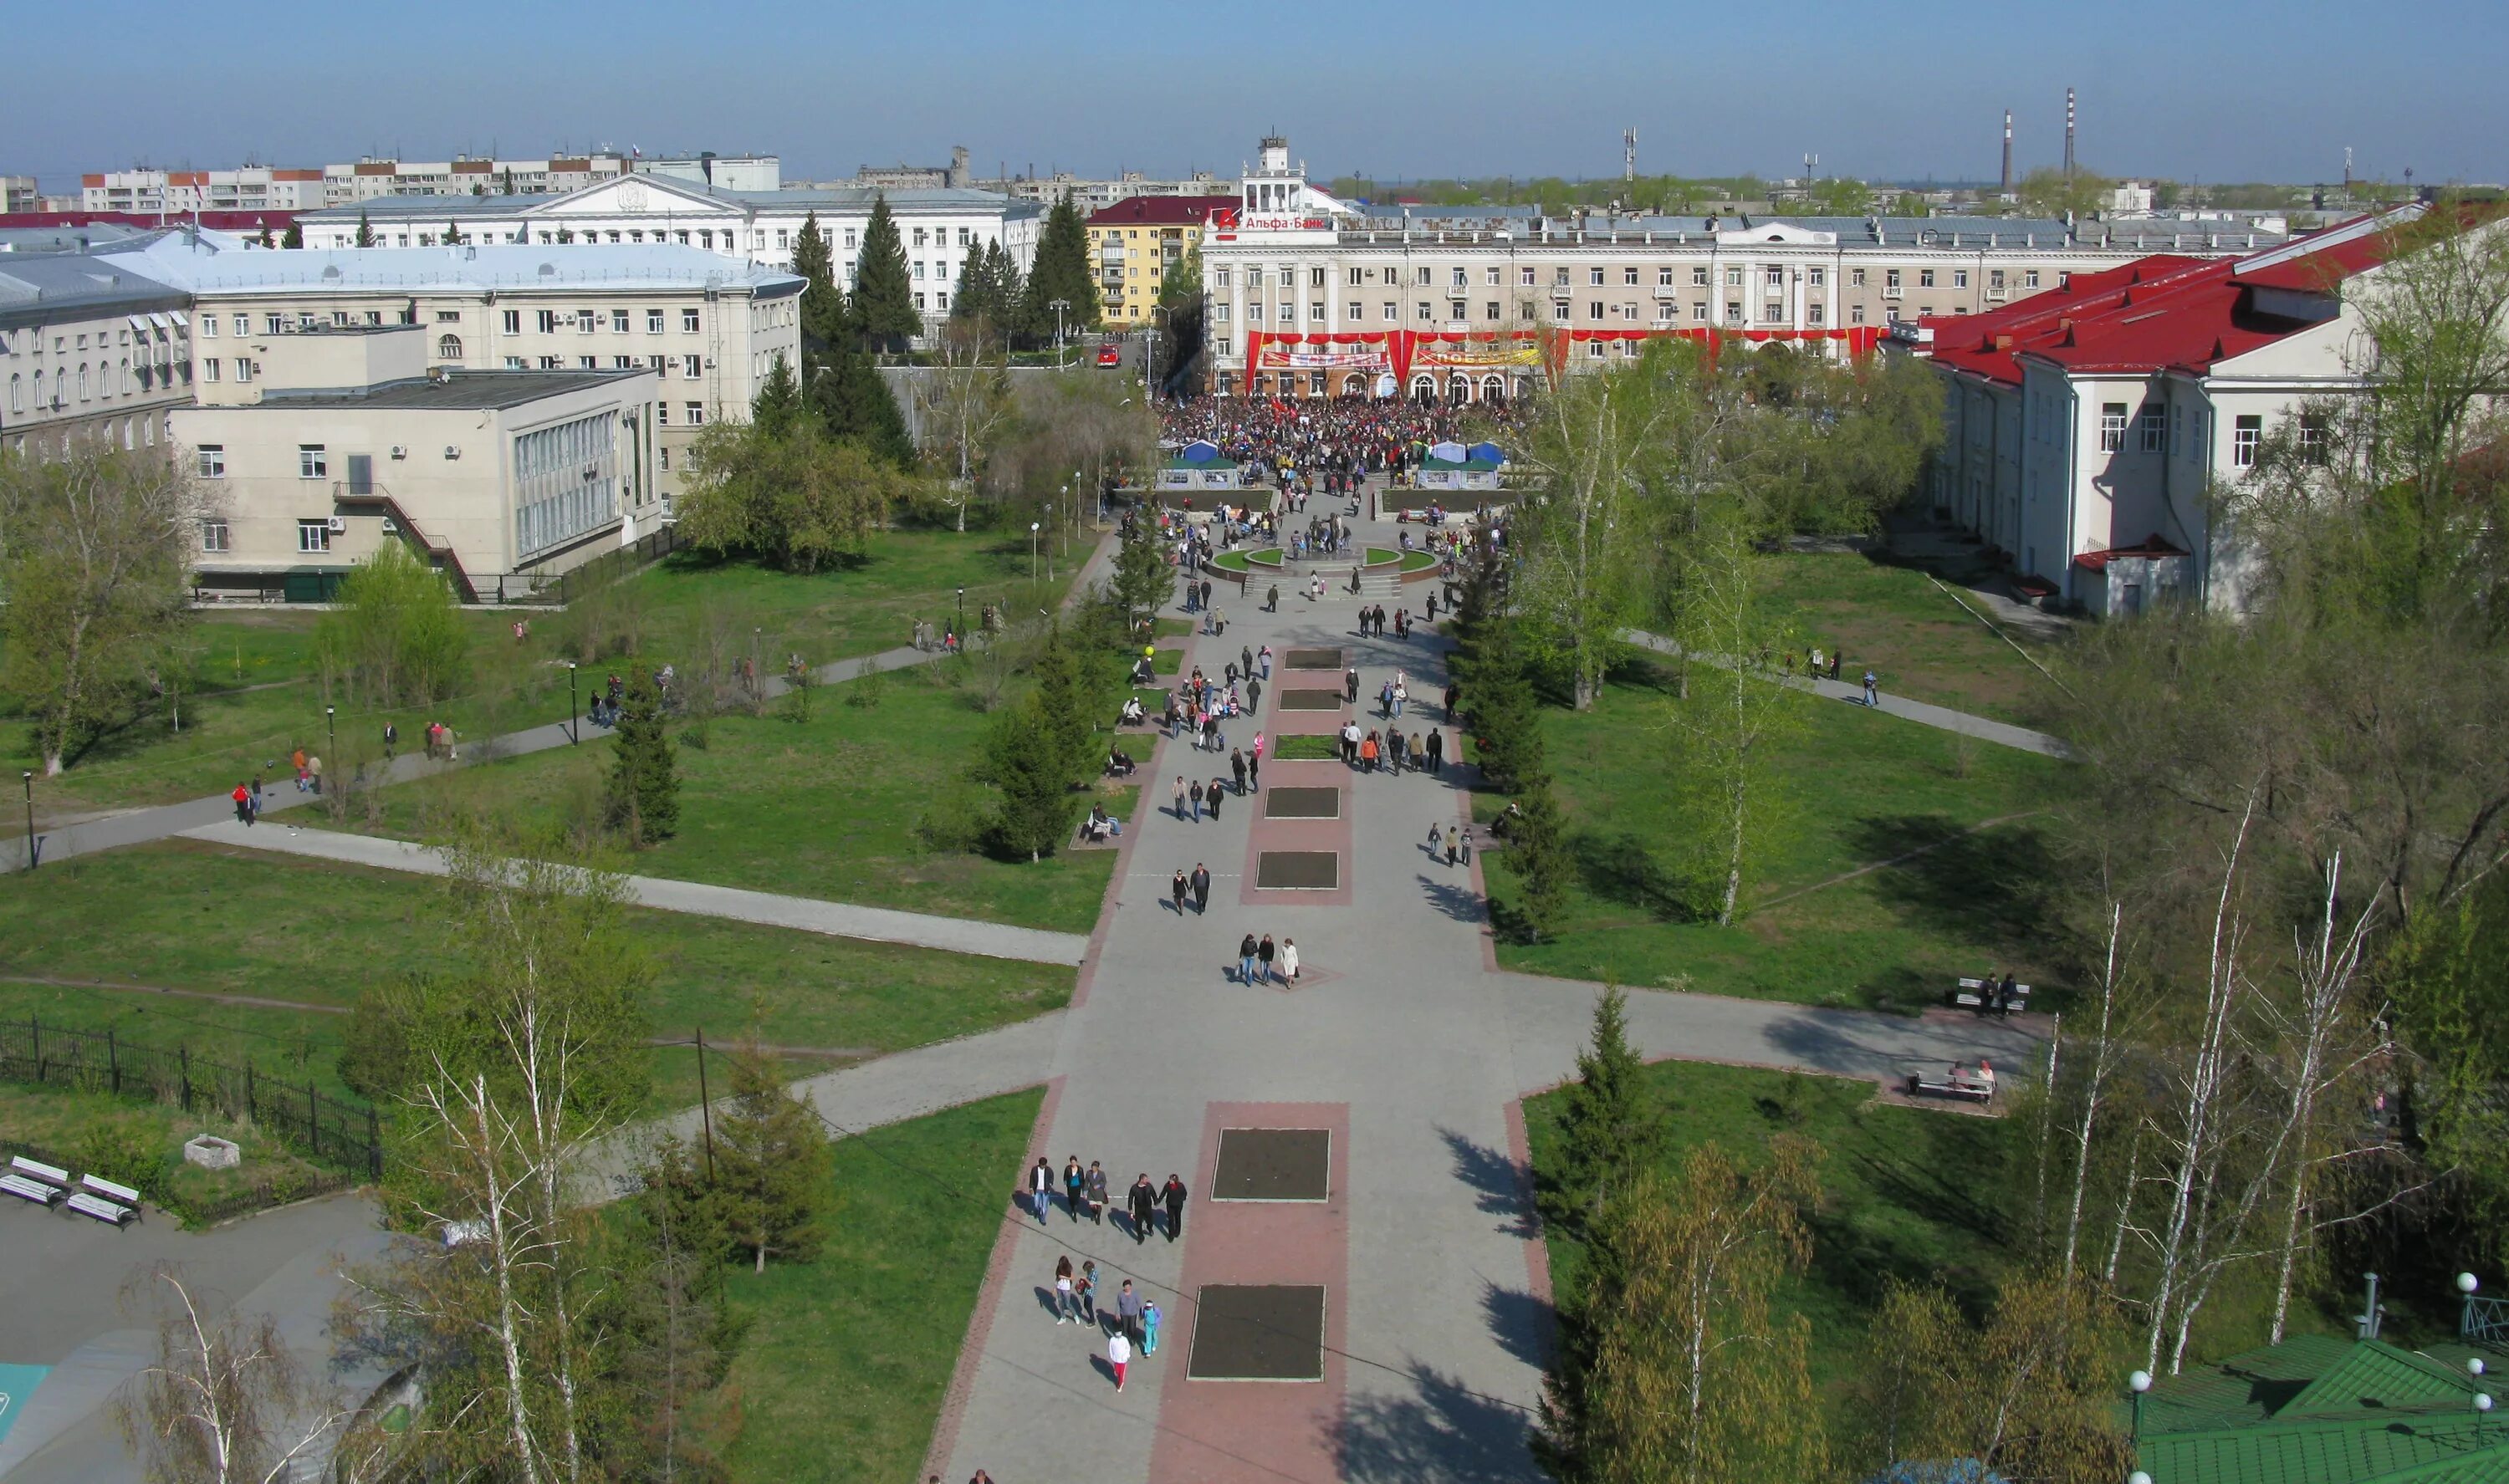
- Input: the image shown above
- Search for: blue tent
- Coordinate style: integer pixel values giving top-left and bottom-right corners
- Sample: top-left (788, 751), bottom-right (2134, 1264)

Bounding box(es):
top-left (1179, 440), bottom-right (1223, 465)
top-left (1466, 441), bottom-right (1507, 466)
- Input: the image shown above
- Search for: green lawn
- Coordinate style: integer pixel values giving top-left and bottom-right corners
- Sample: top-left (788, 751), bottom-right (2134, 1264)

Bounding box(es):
top-left (1272, 734), bottom-right (1339, 761)
top-left (1757, 552), bottom-right (2062, 727)
top-left (3, 528), bottom-right (1062, 817)
top-left (0, 1082), bottom-right (338, 1225)
top-left (0, 839), bottom-right (1075, 1107)
top-left (721, 1086), bottom-right (1042, 1483)
top-left (330, 675), bottom-right (1120, 934)
top-left (1525, 1061), bottom-right (2019, 1420)
top-left (1481, 658), bottom-right (2070, 1013)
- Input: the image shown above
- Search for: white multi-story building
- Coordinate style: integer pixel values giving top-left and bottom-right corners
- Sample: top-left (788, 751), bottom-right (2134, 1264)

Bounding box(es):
top-left (3, 176), bottom-right (42, 213)
top-left (319, 154), bottom-right (631, 205)
top-left (1910, 209), bottom-right (2417, 617)
top-left (81, 167), bottom-right (324, 213)
top-left (293, 172), bottom-right (1040, 325)
top-left (99, 231), bottom-right (800, 509)
top-left (1, 249), bottom-right (195, 460)
top-left (1196, 137), bottom-right (2286, 400)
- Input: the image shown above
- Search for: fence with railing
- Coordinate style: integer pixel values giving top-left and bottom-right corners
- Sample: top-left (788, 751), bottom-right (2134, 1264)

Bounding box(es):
top-left (527, 523), bottom-right (687, 607)
top-left (0, 1017), bottom-right (382, 1179)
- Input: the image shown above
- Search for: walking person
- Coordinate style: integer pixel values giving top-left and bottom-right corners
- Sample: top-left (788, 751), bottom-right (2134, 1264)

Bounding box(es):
top-left (1190, 778), bottom-right (1204, 821)
top-left (1163, 1173), bottom-right (1188, 1241)
top-left (1248, 737), bottom-right (1263, 792)
top-left (1259, 644), bottom-right (1273, 679)
top-left (1142, 1298), bottom-right (1163, 1355)
top-left (307, 755), bottom-right (323, 796)
top-left (1055, 1255), bottom-right (1079, 1323)
top-left (1258, 933), bottom-right (1277, 984)
top-left (1128, 1175), bottom-right (1157, 1244)
top-left (1280, 936), bottom-right (1300, 983)
top-left (1064, 1156), bottom-right (1086, 1224)
top-left (1248, 676), bottom-right (1262, 713)
top-left (232, 782), bottom-right (253, 826)
top-left (1117, 1279), bottom-right (1146, 1347)
top-left (1086, 1161), bottom-right (1110, 1224)
top-left (1077, 1260), bottom-right (1100, 1323)
top-left (381, 722), bottom-right (396, 761)
top-left (1231, 748), bottom-right (1247, 795)
top-left (1173, 775), bottom-right (1188, 819)
top-left (1029, 1157), bottom-right (1055, 1224)
top-left (1238, 932), bottom-right (1259, 985)
top-left (1426, 728), bottom-right (1444, 774)
top-left (1108, 1327), bottom-right (1132, 1393)
top-left (1346, 666), bottom-right (1360, 703)
top-left (1172, 869), bottom-right (1189, 915)
top-left (1863, 669), bottom-right (1879, 707)
top-left (1191, 863), bottom-right (1212, 915)
top-left (1207, 778), bottom-right (1224, 822)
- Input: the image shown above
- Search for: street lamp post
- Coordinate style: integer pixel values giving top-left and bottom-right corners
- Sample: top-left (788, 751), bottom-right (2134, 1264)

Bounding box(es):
top-left (20, 772), bottom-right (33, 871)
top-left (1050, 299), bottom-right (1071, 370)
top-left (568, 662), bottom-right (580, 743)
top-left (325, 704), bottom-right (336, 764)
top-left (1030, 521), bottom-right (1040, 584)
top-left (956, 585), bottom-right (965, 638)
top-left (2128, 1369), bottom-right (2153, 1445)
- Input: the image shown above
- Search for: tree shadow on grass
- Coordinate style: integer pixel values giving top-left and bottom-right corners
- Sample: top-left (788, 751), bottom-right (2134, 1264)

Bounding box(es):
top-left (1845, 812), bottom-right (2068, 972)
top-left (1338, 1359), bottom-right (1543, 1484)
top-left (1567, 828), bottom-right (1694, 922)
top-left (1808, 1121), bottom-right (2014, 1318)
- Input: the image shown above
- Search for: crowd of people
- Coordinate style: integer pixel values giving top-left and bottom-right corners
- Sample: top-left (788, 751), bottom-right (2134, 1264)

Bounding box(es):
top-left (1158, 395), bottom-right (1524, 495)
top-left (1022, 1160), bottom-right (1190, 1395)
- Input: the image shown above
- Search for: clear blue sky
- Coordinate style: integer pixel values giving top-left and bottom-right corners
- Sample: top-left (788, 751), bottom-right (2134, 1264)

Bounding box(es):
top-left (11, 0), bottom-right (2502, 190)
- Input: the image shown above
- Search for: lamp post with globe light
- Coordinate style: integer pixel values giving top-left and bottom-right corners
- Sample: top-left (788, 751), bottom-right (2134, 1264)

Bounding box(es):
top-left (2129, 1369), bottom-right (2153, 1444)
top-left (1030, 521), bottom-right (1040, 585)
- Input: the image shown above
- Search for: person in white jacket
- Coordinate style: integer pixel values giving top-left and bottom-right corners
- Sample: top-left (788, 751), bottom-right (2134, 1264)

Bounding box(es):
top-left (1279, 938), bottom-right (1300, 984)
top-left (1108, 1328), bottom-right (1132, 1392)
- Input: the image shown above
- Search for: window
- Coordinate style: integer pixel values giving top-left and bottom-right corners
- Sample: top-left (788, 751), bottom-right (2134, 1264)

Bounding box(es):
top-left (1214, 268), bottom-right (1231, 288)
top-left (646, 309), bottom-right (665, 334)
top-left (299, 445), bottom-right (327, 478)
top-left (202, 358), bottom-right (220, 383)
top-left (1588, 301), bottom-right (1605, 321)
top-left (1214, 303), bottom-right (1232, 323)
top-left (1382, 301), bottom-right (1397, 322)
top-left (1765, 301), bottom-right (1783, 322)
top-left (231, 314), bottom-right (248, 336)
top-left (2025, 270), bottom-right (2041, 289)
top-left (958, 227), bottom-right (973, 247)
top-left (2100, 403), bottom-right (2128, 452)
top-left (1850, 304), bottom-right (1866, 324)
top-left (1851, 268), bottom-right (1868, 288)
top-left (264, 314), bottom-right (284, 334)
top-left (616, 356), bottom-right (636, 370)
top-left (1725, 267), bottom-right (1744, 288)
top-left (647, 354), bottom-right (667, 374)
top-left (579, 355), bottom-right (597, 370)
top-left (684, 401), bottom-right (705, 426)
top-left (1726, 301), bottom-right (1744, 324)
top-left (1278, 268), bottom-right (1295, 288)
top-left (1990, 269), bottom-right (2007, 292)
top-left (1884, 269), bottom-right (1902, 294)
top-left (200, 518), bottom-right (229, 552)
top-left (2233, 415), bottom-right (2262, 467)
top-left (233, 358), bottom-right (253, 384)
top-left (2298, 414), bottom-right (2330, 465)
top-left (1551, 302), bottom-right (1570, 324)
top-left (1486, 268), bottom-right (1501, 286)
top-left (1345, 302), bottom-right (1362, 321)
top-left (576, 309), bottom-right (597, 334)
top-left (1765, 265), bottom-right (1783, 288)
top-left (1919, 269), bottom-right (1936, 288)
top-left (611, 309), bottom-right (630, 333)
top-left (200, 315), bottom-right (217, 339)
top-left (507, 356), bottom-right (527, 370)
top-left (437, 334), bottom-right (462, 360)
top-left (1313, 303), bottom-right (1328, 323)
top-left (1416, 302), bottom-right (1433, 322)
top-left (1448, 299), bottom-right (1464, 321)
top-left (2139, 404), bottom-right (2165, 453)
top-left (298, 520), bottom-right (331, 553)
top-left (537, 309), bottom-right (560, 333)
top-left (1621, 267), bottom-right (1638, 287)
top-left (1808, 267), bottom-right (1826, 287)
top-left (655, 402), bottom-right (668, 425)
top-left (502, 309), bottom-right (521, 334)
top-left (1279, 303), bottom-right (1294, 323)
top-left (1520, 268), bottom-right (1536, 287)
top-left (196, 445), bottom-right (225, 478)
top-left (1692, 266), bottom-right (1710, 287)
top-left (1588, 268), bottom-right (1605, 287)
top-left (682, 354), bottom-right (702, 379)
top-left (682, 309), bottom-right (701, 333)
top-left (435, 309), bottom-right (461, 324)
top-left (1953, 269), bottom-right (1970, 289)
top-left (1808, 303), bottom-right (1826, 326)
top-left (539, 354), bottom-right (563, 370)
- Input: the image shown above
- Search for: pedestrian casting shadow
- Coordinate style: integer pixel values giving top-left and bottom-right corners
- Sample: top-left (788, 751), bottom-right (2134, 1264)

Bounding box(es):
top-left (1033, 1285), bottom-right (1059, 1317)
top-left (1337, 1359), bottom-right (1543, 1484)
top-left (1091, 1354), bottom-right (1122, 1388)
top-left (1438, 1126), bottom-right (1536, 1237)
top-left (1418, 874), bottom-right (1486, 925)
top-left (1481, 1281), bottom-right (1555, 1371)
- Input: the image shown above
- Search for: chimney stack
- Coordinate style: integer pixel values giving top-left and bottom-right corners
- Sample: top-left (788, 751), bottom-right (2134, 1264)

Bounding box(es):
top-left (2064, 88), bottom-right (2077, 181)
top-left (2001, 110), bottom-right (2014, 195)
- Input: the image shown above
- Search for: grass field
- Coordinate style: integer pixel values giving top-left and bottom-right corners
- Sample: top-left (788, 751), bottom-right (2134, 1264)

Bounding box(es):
top-left (327, 671), bottom-right (1121, 935)
top-left (0, 839), bottom-right (1076, 1110)
top-left (1757, 552), bottom-right (2064, 727)
top-left (3, 529), bottom-right (1060, 818)
top-left (1525, 1061), bottom-right (2018, 1420)
top-left (1479, 656), bottom-right (2071, 1014)
top-left (0, 1082), bottom-right (335, 1222)
top-left (721, 1086), bottom-right (1042, 1483)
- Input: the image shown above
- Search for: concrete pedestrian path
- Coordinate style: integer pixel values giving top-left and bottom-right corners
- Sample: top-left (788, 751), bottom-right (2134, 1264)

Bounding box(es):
top-left (1621, 627), bottom-right (2074, 758)
top-left (176, 818), bottom-right (1090, 965)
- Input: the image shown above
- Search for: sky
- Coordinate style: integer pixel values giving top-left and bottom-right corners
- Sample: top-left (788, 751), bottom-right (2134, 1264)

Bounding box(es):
top-left (11, 0), bottom-right (2505, 192)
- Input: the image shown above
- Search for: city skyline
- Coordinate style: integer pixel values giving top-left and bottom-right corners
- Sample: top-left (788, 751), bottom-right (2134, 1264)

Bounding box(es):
top-left (8, 0), bottom-right (2505, 193)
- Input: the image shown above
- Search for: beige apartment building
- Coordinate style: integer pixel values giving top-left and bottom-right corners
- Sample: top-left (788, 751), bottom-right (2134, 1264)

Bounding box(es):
top-left (96, 232), bottom-right (800, 504)
top-left (172, 323), bottom-right (660, 599)
top-left (1, 250), bottom-right (194, 459)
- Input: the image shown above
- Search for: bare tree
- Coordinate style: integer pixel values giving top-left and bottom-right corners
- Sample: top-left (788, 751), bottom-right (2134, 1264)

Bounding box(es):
top-left (2060, 900), bottom-right (2148, 1287)
top-left (115, 1265), bottom-right (348, 1484)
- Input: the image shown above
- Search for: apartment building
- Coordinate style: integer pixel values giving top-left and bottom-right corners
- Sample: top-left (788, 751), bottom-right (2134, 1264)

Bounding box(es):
top-left (0, 250), bottom-right (194, 459)
top-left (319, 155), bottom-right (631, 205)
top-left (100, 232), bottom-right (800, 506)
top-left (81, 168), bottom-right (324, 213)
top-left (1087, 196), bottom-right (1238, 327)
top-left (3, 177), bottom-right (41, 213)
top-left (173, 322), bottom-right (661, 596)
top-left (987, 169), bottom-right (1234, 216)
top-left (1909, 210), bottom-right (2414, 617)
top-left (292, 172), bottom-right (1039, 324)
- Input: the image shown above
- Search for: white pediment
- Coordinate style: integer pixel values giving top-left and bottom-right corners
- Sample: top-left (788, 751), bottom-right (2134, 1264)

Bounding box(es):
top-left (537, 176), bottom-right (742, 219)
top-left (1715, 222), bottom-right (1839, 247)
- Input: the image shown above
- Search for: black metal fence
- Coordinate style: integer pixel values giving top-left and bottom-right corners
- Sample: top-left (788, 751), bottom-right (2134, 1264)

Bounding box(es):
top-left (523, 523), bottom-right (688, 608)
top-left (0, 1017), bottom-right (382, 1179)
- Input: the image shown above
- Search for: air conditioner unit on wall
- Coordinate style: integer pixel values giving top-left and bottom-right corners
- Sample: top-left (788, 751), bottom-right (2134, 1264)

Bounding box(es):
top-left (326, 516), bottom-right (346, 533)
top-left (391, 445), bottom-right (408, 459)
top-left (444, 445), bottom-right (461, 459)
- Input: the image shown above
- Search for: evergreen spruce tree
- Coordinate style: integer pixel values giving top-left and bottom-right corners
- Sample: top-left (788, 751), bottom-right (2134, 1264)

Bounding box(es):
top-left (1111, 530), bottom-right (1173, 628)
top-left (253, 225), bottom-right (275, 248)
top-left (606, 660), bottom-right (680, 845)
top-left (1019, 192), bottom-right (1101, 344)
top-left (1541, 987), bottom-right (1664, 1237)
top-left (1029, 622), bottom-right (1095, 788)
top-left (354, 210), bottom-right (375, 247)
top-left (851, 194), bottom-right (920, 352)
top-left (984, 690), bottom-right (1076, 862)
top-left (986, 241), bottom-right (1026, 341)
top-left (753, 353), bottom-right (803, 435)
top-left (949, 253), bottom-right (992, 329)
top-left (443, 220), bottom-right (465, 246)
top-left (790, 211), bottom-right (847, 356)
top-left (710, 1043), bottom-right (835, 1273)
top-left (1510, 776), bottom-right (1572, 942)
top-left (1466, 619), bottom-right (1546, 792)
top-left (279, 220), bottom-right (304, 249)
top-left (808, 341), bottom-right (915, 468)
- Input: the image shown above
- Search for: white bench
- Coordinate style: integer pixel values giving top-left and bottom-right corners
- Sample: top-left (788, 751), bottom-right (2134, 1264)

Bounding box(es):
top-left (1908, 1066), bottom-right (1998, 1104)
top-left (64, 1174), bottom-right (141, 1226)
top-left (1952, 977), bottom-right (2031, 1014)
top-left (3, 1156), bottom-right (69, 1207)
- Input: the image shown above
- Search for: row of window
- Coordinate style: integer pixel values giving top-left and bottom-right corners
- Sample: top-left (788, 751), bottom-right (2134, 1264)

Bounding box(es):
top-left (7, 358), bottom-right (192, 412)
top-left (1223, 298), bottom-right (1864, 328)
top-left (1210, 263), bottom-right (2045, 293)
top-left (2068, 398), bottom-right (2317, 470)
top-left (0, 323), bottom-right (181, 357)
top-left (196, 307), bottom-right (713, 339)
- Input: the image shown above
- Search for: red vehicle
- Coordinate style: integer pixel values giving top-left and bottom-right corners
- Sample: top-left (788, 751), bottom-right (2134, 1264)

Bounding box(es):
top-left (1096, 337), bottom-right (1122, 367)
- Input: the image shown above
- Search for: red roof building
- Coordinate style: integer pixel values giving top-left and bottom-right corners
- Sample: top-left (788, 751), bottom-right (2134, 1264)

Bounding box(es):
top-left (1907, 208), bottom-right (2417, 617)
top-left (1086, 196), bottom-right (1238, 326)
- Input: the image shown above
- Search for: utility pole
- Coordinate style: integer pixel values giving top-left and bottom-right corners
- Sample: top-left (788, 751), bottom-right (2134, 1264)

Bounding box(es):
top-left (1622, 128), bottom-right (1636, 184)
top-left (1050, 298), bottom-right (1071, 370)
top-left (2001, 110), bottom-right (2015, 198)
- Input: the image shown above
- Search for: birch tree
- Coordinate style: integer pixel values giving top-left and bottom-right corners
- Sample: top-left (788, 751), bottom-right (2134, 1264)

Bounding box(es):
top-left (1515, 361), bottom-right (1663, 709)
top-left (115, 1265), bottom-right (350, 1484)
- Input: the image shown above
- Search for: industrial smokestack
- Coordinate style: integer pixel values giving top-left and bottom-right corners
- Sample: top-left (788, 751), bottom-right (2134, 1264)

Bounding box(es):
top-left (2001, 110), bottom-right (2014, 195)
top-left (2064, 88), bottom-right (2077, 181)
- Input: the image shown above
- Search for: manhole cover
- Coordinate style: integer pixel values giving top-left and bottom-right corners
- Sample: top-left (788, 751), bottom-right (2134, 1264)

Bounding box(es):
top-left (1214, 1128), bottom-right (1331, 1201)
top-left (1278, 688), bottom-right (1341, 711)
top-left (1186, 1284), bottom-right (1326, 1381)
top-left (1254, 852), bottom-right (1339, 890)
top-left (1283, 648), bottom-right (1343, 671)
top-left (1263, 787), bottom-right (1340, 819)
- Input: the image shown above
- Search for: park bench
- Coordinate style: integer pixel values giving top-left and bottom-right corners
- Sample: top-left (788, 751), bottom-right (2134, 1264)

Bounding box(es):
top-left (1907, 1064), bottom-right (1998, 1104)
top-left (1951, 977), bottom-right (2031, 1015)
top-left (65, 1173), bottom-right (140, 1226)
top-left (3, 1155), bottom-right (69, 1208)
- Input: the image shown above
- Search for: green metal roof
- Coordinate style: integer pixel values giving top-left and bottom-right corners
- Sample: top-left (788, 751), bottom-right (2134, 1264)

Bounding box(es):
top-left (2139, 1414), bottom-right (2505, 1484)
top-left (2282, 1340), bottom-right (2476, 1420)
top-left (2136, 1336), bottom-right (2509, 1484)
